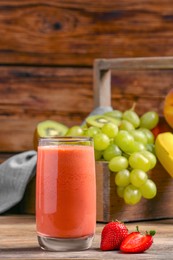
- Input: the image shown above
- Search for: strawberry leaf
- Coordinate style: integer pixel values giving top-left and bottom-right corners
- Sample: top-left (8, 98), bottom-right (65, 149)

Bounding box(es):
top-left (149, 230), bottom-right (156, 236)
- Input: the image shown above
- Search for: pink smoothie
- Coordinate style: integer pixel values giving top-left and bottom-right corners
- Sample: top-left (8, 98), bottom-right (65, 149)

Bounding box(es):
top-left (36, 144), bottom-right (96, 238)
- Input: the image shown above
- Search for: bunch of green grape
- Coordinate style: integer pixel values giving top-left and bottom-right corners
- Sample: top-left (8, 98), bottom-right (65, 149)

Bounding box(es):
top-left (66, 108), bottom-right (159, 205)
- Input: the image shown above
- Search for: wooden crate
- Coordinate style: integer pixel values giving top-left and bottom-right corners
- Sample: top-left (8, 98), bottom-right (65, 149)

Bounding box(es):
top-left (94, 57), bottom-right (173, 222)
top-left (21, 159), bottom-right (173, 223)
top-left (21, 57), bottom-right (173, 222)
top-left (96, 161), bottom-right (173, 222)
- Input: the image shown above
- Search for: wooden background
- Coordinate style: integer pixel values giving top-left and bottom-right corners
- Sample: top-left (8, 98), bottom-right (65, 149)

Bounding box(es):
top-left (1, 0), bottom-right (173, 160)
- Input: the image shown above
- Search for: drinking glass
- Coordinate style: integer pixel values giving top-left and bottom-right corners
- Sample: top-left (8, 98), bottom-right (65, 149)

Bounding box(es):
top-left (36, 136), bottom-right (96, 251)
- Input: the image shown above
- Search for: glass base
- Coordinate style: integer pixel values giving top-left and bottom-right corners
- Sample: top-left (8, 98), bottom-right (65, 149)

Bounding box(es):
top-left (37, 233), bottom-right (94, 251)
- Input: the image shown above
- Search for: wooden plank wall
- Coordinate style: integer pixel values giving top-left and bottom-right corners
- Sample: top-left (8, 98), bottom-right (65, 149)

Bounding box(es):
top-left (1, 0), bottom-right (173, 160)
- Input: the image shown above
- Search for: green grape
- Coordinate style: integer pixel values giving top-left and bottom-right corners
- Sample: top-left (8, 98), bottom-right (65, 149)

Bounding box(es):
top-left (114, 130), bottom-right (135, 154)
top-left (109, 138), bottom-right (115, 145)
top-left (122, 110), bottom-right (140, 128)
top-left (139, 128), bottom-right (155, 144)
top-left (115, 169), bottom-right (130, 187)
top-left (130, 169), bottom-right (148, 188)
top-left (81, 123), bottom-right (87, 129)
top-left (122, 152), bottom-right (130, 160)
top-left (140, 111), bottom-right (159, 130)
top-left (108, 155), bottom-right (128, 172)
top-left (119, 120), bottom-right (135, 131)
top-left (140, 150), bottom-right (157, 169)
top-left (103, 144), bottom-right (122, 161)
top-left (117, 186), bottom-right (125, 198)
top-left (146, 143), bottom-right (155, 154)
top-left (129, 152), bottom-right (151, 172)
top-left (140, 179), bottom-right (157, 199)
top-left (93, 133), bottom-right (110, 151)
top-left (94, 149), bottom-right (103, 161)
top-left (66, 126), bottom-right (83, 136)
top-left (101, 122), bottom-right (118, 138)
top-left (86, 126), bottom-right (101, 137)
top-left (130, 129), bottom-right (148, 145)
top-left (104, 110), bottom-right (123, 119)
top-left (123, 184), bottom-right (142, 205)
top-left (82, 128), bottom-right (88, 136)
top-left (130, 141), bottom-right (146, 153)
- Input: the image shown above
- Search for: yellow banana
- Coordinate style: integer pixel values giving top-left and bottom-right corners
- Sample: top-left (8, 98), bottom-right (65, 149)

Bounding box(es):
top-left (155, 132), bottom-right (173, 177)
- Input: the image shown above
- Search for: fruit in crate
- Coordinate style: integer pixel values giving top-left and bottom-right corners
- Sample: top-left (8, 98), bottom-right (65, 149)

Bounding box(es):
top-left (155, 132), bottom-right (173, 177)
top-left (33, 120), bottom-right (69, 150)
top-left (151, 89), bottom-right (173, 138)
top-left (34, 107), bottom-right (160, 206)
top-left (84, 108), bottom-right (159, 205)
top-left (66, 126), bottom-right (83, 136)
top-left (122, 109), bottom-right (140, 128)
top-left (104, 110), bottom-right (123, 119)
top-left (163, 88), bottom-right (173, 128)
top-left (151, 117), bottom-right (172, 138)
top-left (140, 111), bottom-right (159, 129)
top-left (86, 114), bottom-right (120, 128)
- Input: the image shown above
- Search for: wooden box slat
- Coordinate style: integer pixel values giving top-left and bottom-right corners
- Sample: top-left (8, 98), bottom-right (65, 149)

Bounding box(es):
top-left (96, 162), bottom-right (173, 222)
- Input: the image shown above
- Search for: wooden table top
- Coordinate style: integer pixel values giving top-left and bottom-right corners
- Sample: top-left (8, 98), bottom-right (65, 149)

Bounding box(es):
top-left (0, 215), bottom-right (173, 259)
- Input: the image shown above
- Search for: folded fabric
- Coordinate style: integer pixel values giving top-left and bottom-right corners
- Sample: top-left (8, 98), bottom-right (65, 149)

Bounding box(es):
top-left (0, 150), bottom-right (37, 214)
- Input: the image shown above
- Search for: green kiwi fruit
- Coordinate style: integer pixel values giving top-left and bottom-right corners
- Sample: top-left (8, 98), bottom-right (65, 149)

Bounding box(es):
top-left (33, 120), bottom-right (69, 150)
top-left (86, 115), bottom-right (120, 128)
top-left (104, 110), bottom-right (123, 119)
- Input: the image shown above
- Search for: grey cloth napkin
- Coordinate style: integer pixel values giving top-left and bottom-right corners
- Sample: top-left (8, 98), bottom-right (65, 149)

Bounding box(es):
top-left (0, 150), bottom-right (37, 214)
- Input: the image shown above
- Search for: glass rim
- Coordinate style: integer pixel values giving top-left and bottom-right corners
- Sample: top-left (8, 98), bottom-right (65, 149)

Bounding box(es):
top-left (38, 136), bottom-right (93, 143)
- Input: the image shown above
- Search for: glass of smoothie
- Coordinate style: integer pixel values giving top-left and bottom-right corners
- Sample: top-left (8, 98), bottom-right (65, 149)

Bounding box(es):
top-left (36, 136), bottom-right (96, 251)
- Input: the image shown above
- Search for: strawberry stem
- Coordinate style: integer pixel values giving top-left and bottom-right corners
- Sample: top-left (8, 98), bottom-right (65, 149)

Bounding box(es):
top-left (136, 226), bottom-right (140, 232)
top-left (136, 226), bottom-right (156, 236)
top-left (149, 230), bottom-right (156, 236)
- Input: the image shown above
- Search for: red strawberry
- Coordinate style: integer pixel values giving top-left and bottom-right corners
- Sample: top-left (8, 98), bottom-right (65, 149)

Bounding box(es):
top-left (120, 226), bottom-right (156, 253)
top-left (100, 221), bottom-right (128, 251)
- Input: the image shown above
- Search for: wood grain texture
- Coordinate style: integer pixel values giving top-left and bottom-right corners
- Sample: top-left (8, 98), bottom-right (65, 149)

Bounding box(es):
top-left (0, 152), bottom-right (17, 163)
top-left (0, 65), bottom-right (173, 152)
top-left (1, 0), bottom-right (173, 154)
top-left (0, 66), bottom-right (173, 152)
top-left (95, 160), bottom-right (173, 223)
top-left (0, 1), bottom-right (173, 65)
top-left (0, 66), bottom-right (93, 151)
top-left (0, 215), bottom-right (173, 259)
top-left (94, 57), bottom-right (173, 108)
